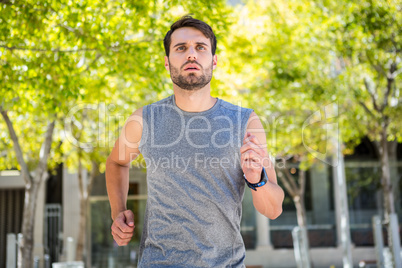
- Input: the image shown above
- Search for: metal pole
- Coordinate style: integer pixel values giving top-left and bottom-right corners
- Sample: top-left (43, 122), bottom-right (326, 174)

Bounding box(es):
top-left (292, 226), bottom-right (311, 268)
top-left (372, 215), bottom-right (384, 268)
top-left (44, 254), bottom-right (51, 268)
top-left (33, 256), bottom-right (39, 268)
top-left (332, 150), bottom-right (353, 268)
top-left (389, 213), bottom-right (401, 268)
top-left (329, 104), bottom-right (353, 268)
top-left (66, 237), bottom-right (75, 262)
top-left (17, 233), bottom-right (23, 268)
top-left (256, 212), bottom-right (270, 248)
top-left (6, 233), bottom-right (17, 268)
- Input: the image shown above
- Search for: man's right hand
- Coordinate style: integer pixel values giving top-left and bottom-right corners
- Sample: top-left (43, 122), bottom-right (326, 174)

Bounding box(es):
top-left (111, 210), bottom-right (135, 246)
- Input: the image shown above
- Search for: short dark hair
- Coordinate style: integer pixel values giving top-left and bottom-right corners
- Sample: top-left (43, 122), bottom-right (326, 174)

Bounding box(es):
top-left (163, 15), bottom-right (217, 57)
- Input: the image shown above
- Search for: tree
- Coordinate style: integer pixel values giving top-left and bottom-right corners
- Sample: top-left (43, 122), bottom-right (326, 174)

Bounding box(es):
top-left (236, 0), bottom-right (402, 265)
top-left (223, 1), bottom-right (370, 266)
top-left (328, 0), bottom-right (402, 264)
top-left (1, 1), bottom-right (86, 265)
top-left (0, 110), bottom-right (55, 268)
top-left (1, 1), bottom-right (235, 266)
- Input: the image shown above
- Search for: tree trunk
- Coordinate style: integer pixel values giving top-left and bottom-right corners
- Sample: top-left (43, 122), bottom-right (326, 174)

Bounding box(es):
top-left (294, 195), bottom-right (307, 229)
top-left (293, 195), bottom-right (311, 268)
top-left (293, 170), bottom-right (311, 268)
top-left (378, 127), bottom-right (395, 218)
top-left (378, 127), bottom-right (401, 266)
top-left (387, 140), bottom-right (399, 213)
top-left (76, 161), bottom-right (97, 261)
top-left (20, 177), bottom-right (43, 268)
top-left (277, 166), bottom-right (311, 267)
top-left (1, 109), bottom-right (55, 268)
top-left (76, 196), bottom-right (88, 261)
top-left (277, 167), bottom-right (308, 230)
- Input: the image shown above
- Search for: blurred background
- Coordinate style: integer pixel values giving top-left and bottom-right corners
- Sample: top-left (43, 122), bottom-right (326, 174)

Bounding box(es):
top-left (0, 0), bottom-right (401, 267)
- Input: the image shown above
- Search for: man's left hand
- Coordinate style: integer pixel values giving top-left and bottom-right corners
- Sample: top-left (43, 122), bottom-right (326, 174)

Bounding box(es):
top-left (240, 132), bottom-right (267, 184)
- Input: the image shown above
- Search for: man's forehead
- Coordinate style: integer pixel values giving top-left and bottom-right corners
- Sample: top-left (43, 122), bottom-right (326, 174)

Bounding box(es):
top-left (171, 27), bottom-right (210, 46)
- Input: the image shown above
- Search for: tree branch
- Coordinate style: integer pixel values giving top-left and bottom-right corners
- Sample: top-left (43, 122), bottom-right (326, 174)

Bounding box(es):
top-left (81, 53), bottom-right (102, 75)
top-left (382, 76), bottom-right (394, 111)
top-left (363, 77), bottom-right (380, 112)
top-left (0, 45), bottom-right (98, 53)
top-left (0, 38), bottom-right (158, 53)
top-left (282, 167), bottom-right (300, 193)
top-left (0, 108), bottom-right (31, 185)
top-left (277, 169), bottom-right (297, 197)
top-left (56, 24), bottom-right (83, 35)
top-left (391, 68), bottom-right (402, 79)
top-left (36, 120), bottom-right (56, 181)
top-left (366, 53), bottom-right (388, 78)
top-left (358, 100), bottom-right (377, 119)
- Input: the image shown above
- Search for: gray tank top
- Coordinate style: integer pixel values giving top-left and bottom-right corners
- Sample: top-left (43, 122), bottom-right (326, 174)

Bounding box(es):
top-left (138, 95), bottom-right (253, 267)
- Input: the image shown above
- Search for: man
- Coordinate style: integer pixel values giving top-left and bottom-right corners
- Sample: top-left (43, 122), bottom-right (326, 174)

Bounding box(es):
top-left (106, 16), bottom-right (284, 267)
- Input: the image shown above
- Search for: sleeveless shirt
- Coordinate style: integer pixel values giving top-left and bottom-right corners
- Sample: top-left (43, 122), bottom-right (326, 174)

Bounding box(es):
top-left (138, 95), bottom-right (253, 267)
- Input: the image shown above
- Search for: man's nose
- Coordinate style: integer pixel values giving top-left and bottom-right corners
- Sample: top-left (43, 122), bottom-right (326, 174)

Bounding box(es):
top-left (187, 46), bottom-right (197, 61)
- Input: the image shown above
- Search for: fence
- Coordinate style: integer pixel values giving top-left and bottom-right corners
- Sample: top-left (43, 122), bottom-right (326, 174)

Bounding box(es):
top-left (6, 234), bottom-right (82, 268)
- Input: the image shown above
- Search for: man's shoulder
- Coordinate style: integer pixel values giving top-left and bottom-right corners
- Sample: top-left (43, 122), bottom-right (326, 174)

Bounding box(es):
top-left (219, 98), bottom-right (254, 114)
top-left (141, 96), bottom-right (174, 116)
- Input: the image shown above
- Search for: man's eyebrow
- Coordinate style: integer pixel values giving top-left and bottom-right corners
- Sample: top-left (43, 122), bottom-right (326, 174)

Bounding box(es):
top-left (173, 42), bottom-right (187, 48)
top-left (173, 42), bottom-right (209, 48)
top-left (195, 42), bottom-right (209, 47)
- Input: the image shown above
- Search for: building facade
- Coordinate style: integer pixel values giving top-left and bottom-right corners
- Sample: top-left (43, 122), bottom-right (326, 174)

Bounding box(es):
top-left (0, 140), bottom-right (401, 268)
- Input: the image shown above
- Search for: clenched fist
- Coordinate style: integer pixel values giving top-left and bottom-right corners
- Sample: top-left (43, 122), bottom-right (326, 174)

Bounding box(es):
top-left (111, 210), bottom-right (135, 246)
top-left (240, 132), bottom-right (268, 183)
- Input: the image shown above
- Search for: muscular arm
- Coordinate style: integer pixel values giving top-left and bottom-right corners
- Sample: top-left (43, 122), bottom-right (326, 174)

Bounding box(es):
top-left (241, 111), bottom-right (284, 219)
top-left (106, 107), bottom-right (143, 245)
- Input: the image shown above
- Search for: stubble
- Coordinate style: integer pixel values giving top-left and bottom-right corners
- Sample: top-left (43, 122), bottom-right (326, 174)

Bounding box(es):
top-left (169, 60), bottom-right (213, 91)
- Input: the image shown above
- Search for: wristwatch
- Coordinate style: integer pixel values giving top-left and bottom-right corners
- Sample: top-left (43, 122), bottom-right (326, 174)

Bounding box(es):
top-left (243, 167), bottom-right (268, 191)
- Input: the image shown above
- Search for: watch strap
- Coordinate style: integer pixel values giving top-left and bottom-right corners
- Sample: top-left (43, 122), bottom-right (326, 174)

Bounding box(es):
top-left (243, 167), bottom-right (268, 191)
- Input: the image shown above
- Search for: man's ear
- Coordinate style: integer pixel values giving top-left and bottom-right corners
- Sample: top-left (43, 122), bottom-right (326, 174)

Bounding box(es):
top-left (212, 54), bottom-right (217, 70)
top-left (164, 56), bottom-right (170, 71)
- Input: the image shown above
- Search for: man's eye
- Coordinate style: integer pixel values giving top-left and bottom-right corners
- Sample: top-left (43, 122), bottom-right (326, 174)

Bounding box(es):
top-left (177, 47), bottom-right (185, 51)
top-left (197, 46), bottom-right (205, 50)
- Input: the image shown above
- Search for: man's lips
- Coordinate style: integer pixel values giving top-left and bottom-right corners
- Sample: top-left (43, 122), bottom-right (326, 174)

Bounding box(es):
top-left (183, 63), bottom-right (200, 71)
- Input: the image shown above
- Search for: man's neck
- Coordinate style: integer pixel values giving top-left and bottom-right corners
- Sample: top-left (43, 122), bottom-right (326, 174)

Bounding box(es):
top-left (173, 86), bottom-right (217, 112)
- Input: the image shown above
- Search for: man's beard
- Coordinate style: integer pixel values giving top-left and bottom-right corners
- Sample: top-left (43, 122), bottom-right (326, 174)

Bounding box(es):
top-left (169, 60), bottom-right (213, 91)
